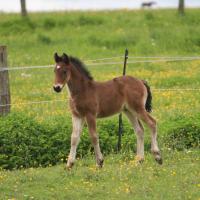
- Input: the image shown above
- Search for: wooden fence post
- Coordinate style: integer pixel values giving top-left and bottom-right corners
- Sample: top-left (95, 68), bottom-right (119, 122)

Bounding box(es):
top-left (0, 46), bottom-right (11, 116)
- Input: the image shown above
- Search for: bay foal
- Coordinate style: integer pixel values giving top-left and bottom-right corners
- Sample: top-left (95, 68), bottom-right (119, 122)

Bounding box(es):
top-left (53, 53), bottom-right (162, 168)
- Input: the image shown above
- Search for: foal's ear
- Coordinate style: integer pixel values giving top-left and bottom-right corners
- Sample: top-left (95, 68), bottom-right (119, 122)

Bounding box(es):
top-left (54, 52), bottom-right (62, 63)
top-left (62, 53), bottom-right (70, 64)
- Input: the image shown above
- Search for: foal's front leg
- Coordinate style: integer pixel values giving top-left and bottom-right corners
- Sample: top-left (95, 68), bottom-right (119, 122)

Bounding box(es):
top-left (86, 114), bottom-right (104, 167)
top-left (66, 115), bottom-right (84, 169)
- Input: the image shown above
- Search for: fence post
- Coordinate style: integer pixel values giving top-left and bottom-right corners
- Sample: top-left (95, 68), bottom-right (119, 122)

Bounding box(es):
top-left (0, 46), bottom-right (11, 116)
top-left (117, 48), bottom-right (128, 151)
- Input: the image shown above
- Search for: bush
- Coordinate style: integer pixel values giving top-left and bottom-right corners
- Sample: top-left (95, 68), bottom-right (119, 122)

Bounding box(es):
top-left (1, 112), bottom-right (199, 170)
top-left (0, 113), bottom-right (58, 169)
top-left (164, 115), bottom-right (200, 150)
top-left (0, 113), bottom-right (138, 170)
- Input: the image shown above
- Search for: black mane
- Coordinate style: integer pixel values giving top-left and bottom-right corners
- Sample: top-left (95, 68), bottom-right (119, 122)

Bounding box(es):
top-left (69, 56), bottom-right (93, 80)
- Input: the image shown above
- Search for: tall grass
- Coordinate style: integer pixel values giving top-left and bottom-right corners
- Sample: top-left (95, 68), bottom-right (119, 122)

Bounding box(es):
top-left (0, 9), bottom-right (200, 66)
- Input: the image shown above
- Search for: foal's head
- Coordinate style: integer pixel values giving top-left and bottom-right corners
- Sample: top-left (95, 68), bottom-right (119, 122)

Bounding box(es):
top-left (53, 53), bottom-right (70, 93)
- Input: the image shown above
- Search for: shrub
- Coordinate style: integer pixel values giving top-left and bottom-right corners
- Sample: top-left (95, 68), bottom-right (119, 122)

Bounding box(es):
top-left (2, 112), bottom-right (199, 170)
top-left (0, 113), bottom-right (56, 169)
top-left (164, 115), bottom-right (200, 150)
top-left (0, 113), bottom-right (138, 170)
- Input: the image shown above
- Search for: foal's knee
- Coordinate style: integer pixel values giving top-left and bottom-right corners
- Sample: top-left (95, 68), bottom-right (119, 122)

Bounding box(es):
top-left (135, 128), bottom-right (144, 139)
top-left (135, 123), bottom-right (144, 138)
top-left (91, 134), bottom-right (98, 145)
top-left (149, 120), bottom-right (157, 133)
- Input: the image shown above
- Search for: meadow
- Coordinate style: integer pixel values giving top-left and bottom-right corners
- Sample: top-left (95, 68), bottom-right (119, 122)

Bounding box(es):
top-left (0, 150), bottom-right (199, 200)
top-left (0, 9), bottom-right (200, 199)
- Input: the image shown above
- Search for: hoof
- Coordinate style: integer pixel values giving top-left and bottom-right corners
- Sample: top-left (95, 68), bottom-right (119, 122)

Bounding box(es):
top-left (155, 157), bottom-right (163, 165)
top-left (135, 155), bottom-right (144, 164)
top-left (152, 151), bottom-right (163, 165)
top-left (66, 162), bottom-right (74, 170)
top-left (138, 159), bottom-right (144, 164)
top-left (97, 159), bottom-right (104, 168)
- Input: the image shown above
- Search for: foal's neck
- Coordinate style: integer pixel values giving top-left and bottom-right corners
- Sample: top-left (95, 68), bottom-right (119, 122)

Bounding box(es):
top-left (67, 67), bottom-right (90, 97)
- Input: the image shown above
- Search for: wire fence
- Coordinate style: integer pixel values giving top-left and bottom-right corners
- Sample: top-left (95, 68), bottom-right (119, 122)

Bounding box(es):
top-left (1, 55), bottom-right (200, 72)
top-left (0, 99), bottom-right (67, 107)
top-left (0, 55), bottom-right (200, 109)
top-left (1, 88), bottom-right (200, 108)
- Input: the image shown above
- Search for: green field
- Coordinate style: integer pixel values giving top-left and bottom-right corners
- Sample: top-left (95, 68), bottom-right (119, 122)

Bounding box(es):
top-left (0, 150), bottom-right (200, 200)
top-left (0, 9), bottom-right (200, 199)
top-left (0, 9), bottom-right (200, 120)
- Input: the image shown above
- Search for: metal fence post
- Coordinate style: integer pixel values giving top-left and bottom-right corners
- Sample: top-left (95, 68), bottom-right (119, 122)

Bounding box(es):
top-left (0, 46), bottom-right (11, 116)
top-left (117, 48), bottom-right (128, 151)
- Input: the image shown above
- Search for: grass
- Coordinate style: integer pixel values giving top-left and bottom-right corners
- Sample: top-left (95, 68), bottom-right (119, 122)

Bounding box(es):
top-left (1, 9), bottom-right (200, 66)
top-left (0, 9), bottom-right (200, 121)
top-left (0, 150), bottom-right (199, 200)
top-left (0, 9), bottom-right (200, 199)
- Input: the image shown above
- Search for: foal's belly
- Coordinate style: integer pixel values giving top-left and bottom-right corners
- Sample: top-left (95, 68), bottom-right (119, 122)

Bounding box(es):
top-left (97, 108), bottom-right (122, 118)
top-left (96, 95), bottom-right (124, 118)
top-left (95, 78), bottom-right (126, 118)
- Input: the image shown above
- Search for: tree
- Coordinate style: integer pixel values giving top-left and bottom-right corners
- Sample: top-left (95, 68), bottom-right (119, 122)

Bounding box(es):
top-left (178, 0), bottom-right (184, 15)
top-left (20, 0), bottom-right (27, 16)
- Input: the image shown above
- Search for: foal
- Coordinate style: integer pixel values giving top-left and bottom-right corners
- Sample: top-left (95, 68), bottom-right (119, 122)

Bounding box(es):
top-left (53, 53), bottom-right (162, 168)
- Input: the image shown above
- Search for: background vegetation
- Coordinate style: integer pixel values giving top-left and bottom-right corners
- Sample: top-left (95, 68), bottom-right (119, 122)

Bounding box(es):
top-left (0, 112), bottom-right (199, 170)
top-left (0, 9), bottom-right (200, 199)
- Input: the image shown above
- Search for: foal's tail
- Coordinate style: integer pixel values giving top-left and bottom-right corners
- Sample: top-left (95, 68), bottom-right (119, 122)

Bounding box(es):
top-left (142, 80), bottom-right (152, 113)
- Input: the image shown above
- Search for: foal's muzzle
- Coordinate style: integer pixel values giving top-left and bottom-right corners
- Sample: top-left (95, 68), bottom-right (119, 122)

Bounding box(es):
top-left (53, 85), bottom-right (62, 93)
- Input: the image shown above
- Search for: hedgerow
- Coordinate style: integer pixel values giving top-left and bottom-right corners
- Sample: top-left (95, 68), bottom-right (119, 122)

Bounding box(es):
top-left (1, 112), bottom-right (199, 170)
top-left (0, 112), bottom-right (137, 169)
top-left (163, 114), bottom-right (200, 150)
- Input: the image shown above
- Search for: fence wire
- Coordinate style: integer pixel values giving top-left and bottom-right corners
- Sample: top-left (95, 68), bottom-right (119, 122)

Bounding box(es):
top-left (1, 56), bottom-right (200, 72)
top-left (153, 88), bottom-right (200, 91)
top-left (0, 87), bottom-right (200, 108)
top-left (0, 55), bottom-right (200, 108)
top-left (87, 55), bottom-right (200, 61)
top-left (0, 99), bottom-right (67, 107)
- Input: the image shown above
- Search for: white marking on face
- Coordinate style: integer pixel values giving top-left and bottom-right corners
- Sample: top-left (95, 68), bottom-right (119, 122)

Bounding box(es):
top-left (56, 65), bottom-right (61, 69)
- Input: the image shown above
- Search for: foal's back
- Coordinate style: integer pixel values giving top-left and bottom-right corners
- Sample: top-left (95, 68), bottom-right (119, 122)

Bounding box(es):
top-left (94, 76), bottom-right (147, 118)
top-left (95, 75), bottom-right (146, 99)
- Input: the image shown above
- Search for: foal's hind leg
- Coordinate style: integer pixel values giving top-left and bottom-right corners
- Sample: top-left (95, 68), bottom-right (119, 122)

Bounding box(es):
top-left (138, 110), bottom-right (162, 164)
top-left (86, 114), bottom-right (104, 167)
top-left (67, 115), bottom-right (84, 169)
top-left (123, 110), bottom-right (144, 162)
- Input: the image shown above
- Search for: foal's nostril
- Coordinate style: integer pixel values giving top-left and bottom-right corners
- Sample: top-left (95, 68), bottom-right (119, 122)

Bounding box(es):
top-left (53, 86), bottom-right (61, 93)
